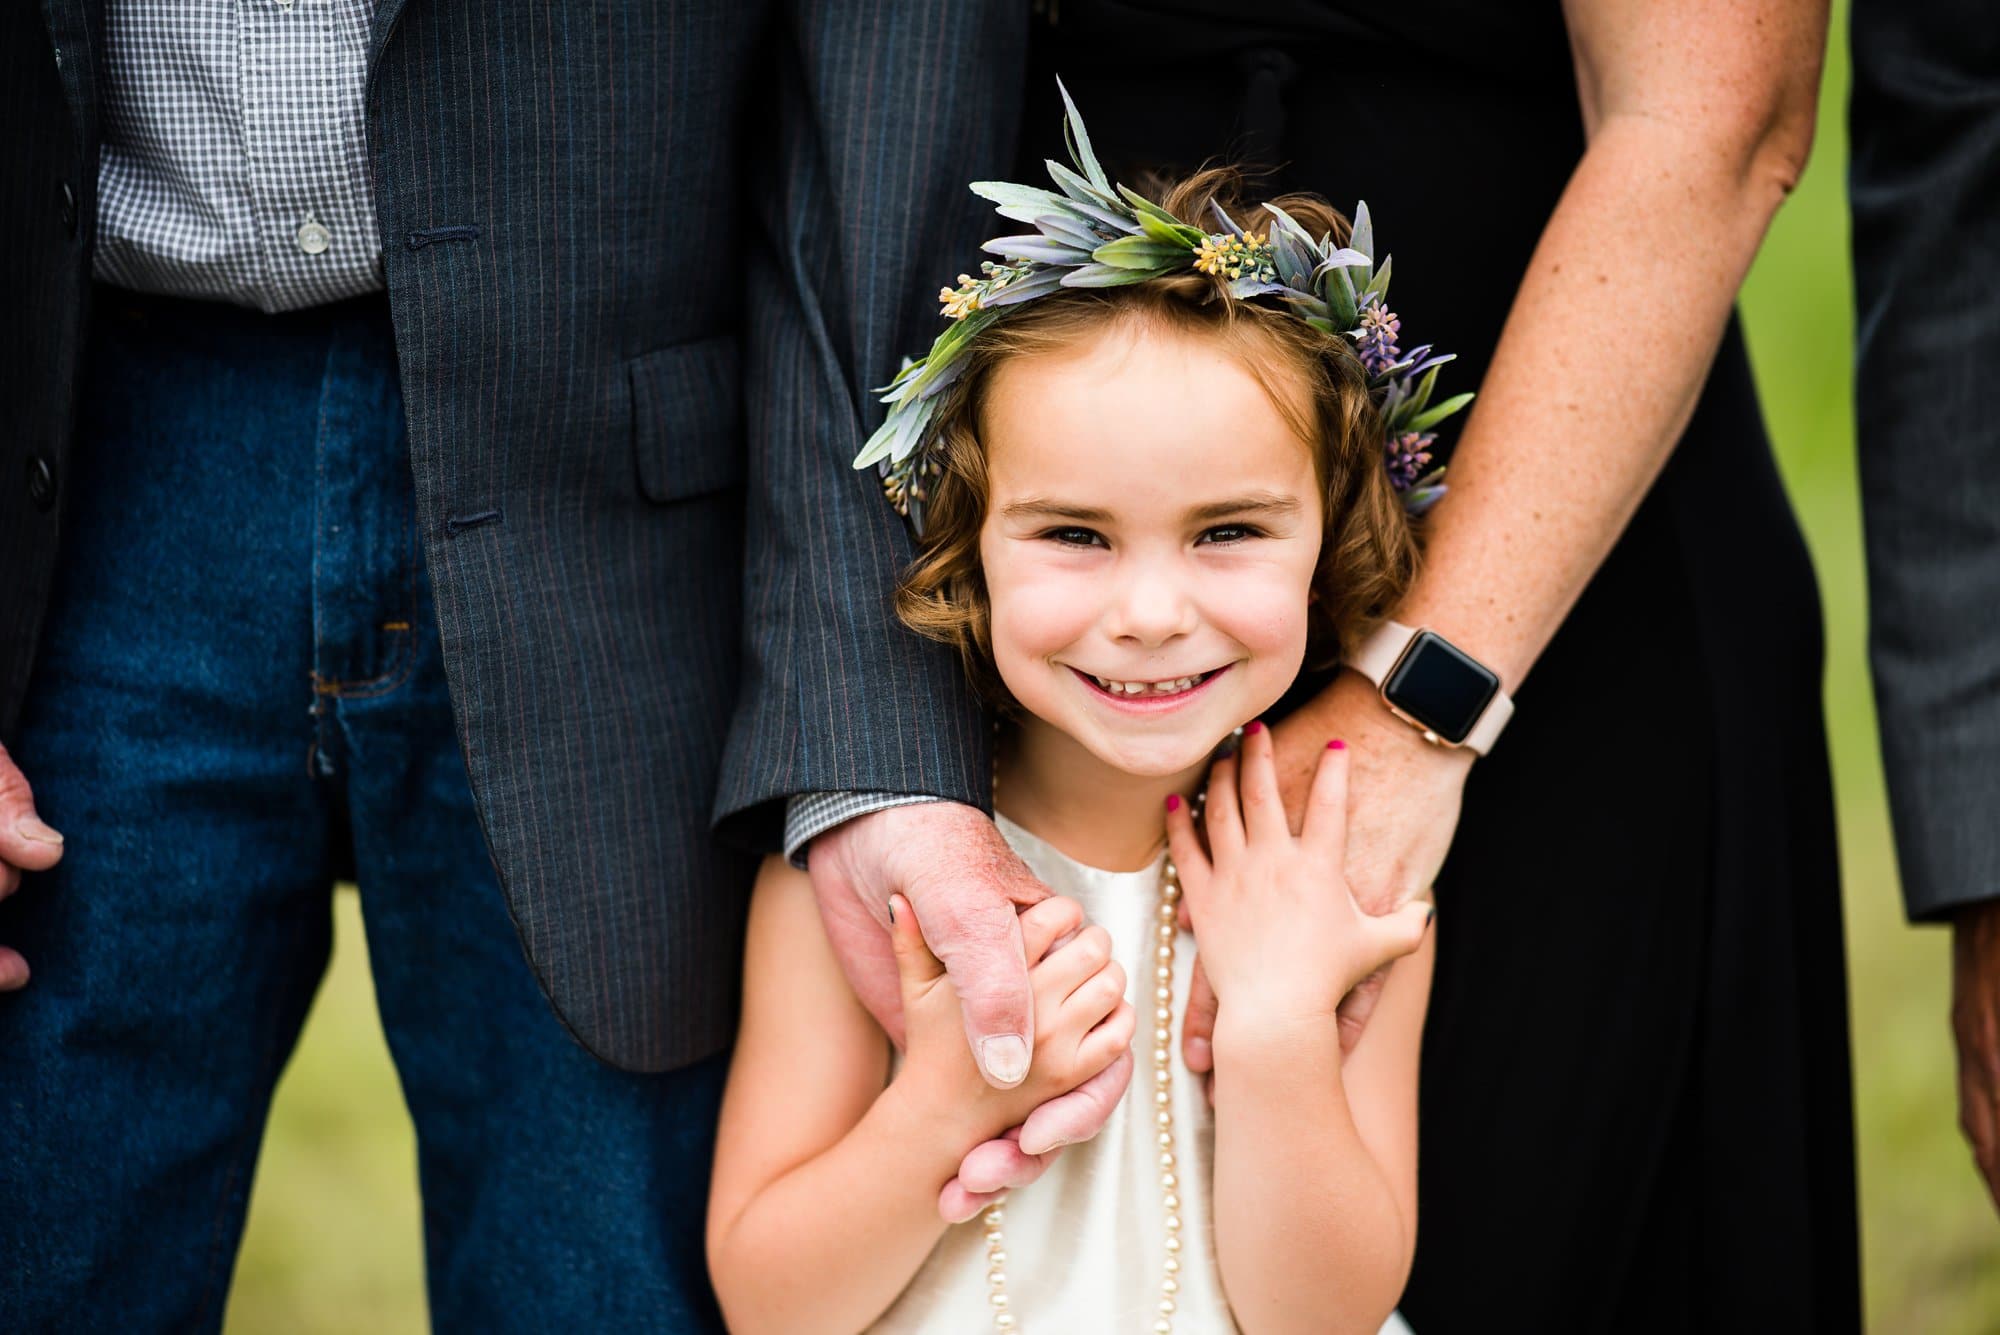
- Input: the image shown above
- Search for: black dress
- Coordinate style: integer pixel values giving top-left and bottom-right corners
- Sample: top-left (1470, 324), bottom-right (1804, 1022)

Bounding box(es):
top-left (1021, 4), bottom-right (1860, 1330)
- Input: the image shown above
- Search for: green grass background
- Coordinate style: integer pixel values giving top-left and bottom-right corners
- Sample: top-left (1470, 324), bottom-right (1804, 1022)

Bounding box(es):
top-left (222, 12), bottom-right (2000, 1330)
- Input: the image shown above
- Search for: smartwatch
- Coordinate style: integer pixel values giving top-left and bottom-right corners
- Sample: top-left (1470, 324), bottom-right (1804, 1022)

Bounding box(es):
top-left (1348, 620), bottom-right (1514, 755)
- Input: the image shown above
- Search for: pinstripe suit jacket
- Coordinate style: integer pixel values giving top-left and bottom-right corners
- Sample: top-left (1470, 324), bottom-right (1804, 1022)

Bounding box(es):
top-left (1, 1), bottom-right (1017, 1071)
top-left (1852, 0), bottom-right (2000, 923)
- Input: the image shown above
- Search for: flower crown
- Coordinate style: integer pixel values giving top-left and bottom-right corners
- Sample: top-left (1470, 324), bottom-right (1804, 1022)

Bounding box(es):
top-left (854, 82), bottom-right (1473, 536)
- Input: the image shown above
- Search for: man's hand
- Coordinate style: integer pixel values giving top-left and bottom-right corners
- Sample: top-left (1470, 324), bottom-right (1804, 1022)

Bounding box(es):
top-left (0, 741), bottom-right (65, 991)
top-left (1953, 896), bottom-right (2000, 1215)
top-left (1179, 670), bottom-right (1473, 1089)
top-left (807, 801), bottom-right (1136, 1221)
top-left (888, 893), bottom-right (1136, 1152)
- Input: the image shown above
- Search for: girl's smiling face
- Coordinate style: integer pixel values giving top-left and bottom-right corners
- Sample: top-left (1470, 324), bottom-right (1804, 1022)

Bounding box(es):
top-left (979, 317), bottom-right (1325, 778)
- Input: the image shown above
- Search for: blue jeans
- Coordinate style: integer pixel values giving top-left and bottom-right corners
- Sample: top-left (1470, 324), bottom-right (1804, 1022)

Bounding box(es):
top-left (0, 290), bottom-right (728, 1333)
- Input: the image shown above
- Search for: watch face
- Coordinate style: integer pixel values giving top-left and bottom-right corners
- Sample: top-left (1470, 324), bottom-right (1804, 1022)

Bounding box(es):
top-left (1381, 631), bottom-right (1500, 745)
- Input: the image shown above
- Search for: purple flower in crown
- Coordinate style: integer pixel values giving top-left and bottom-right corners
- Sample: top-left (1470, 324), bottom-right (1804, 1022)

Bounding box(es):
top-left (1355, 304), bottom-right (1402, 377)
top-left (1384, 431), bottom-right (1435, 492)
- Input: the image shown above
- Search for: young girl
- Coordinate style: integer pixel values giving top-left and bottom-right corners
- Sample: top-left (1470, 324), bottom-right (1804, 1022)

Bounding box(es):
top-left (706, 94), bottom-right (1453, 1335)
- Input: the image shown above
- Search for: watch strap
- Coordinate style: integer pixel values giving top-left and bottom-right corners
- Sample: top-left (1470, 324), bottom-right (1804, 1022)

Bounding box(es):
top-left (1349, 619), bottom-right (1420, 689)
top-left (1349, 619), bottom-right (1514, 756)
top-left (1461, 681), bottom-right (1514, 755)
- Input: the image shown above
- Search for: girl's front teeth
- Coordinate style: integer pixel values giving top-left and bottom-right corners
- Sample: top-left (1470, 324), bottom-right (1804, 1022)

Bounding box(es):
top-left (1092, 672), bottom-right (1207, 697)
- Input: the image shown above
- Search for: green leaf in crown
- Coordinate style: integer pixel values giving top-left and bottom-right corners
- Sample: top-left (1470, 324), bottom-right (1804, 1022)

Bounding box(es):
top-left (857, 80), bottom-right (1472, 532)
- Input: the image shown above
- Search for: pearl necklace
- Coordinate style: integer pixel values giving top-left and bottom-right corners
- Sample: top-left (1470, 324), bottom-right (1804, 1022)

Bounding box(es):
top-left (983, 754), bottom-right (1197, 1334)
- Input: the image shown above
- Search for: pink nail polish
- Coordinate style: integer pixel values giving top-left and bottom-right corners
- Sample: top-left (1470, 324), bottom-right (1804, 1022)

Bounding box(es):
top-left (1166, 793), bottom-right (1181, 811)
top-left (1328, 739), bottom-right (1346, 750)
top-left (1245, 720), bottom-right (1264, 736)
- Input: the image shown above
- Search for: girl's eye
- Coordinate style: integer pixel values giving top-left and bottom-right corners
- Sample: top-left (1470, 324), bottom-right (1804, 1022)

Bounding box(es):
top-left (1198, 524), bottom-right (1264, 546)
top-left (1041, 526), bottom-right (1106, 549)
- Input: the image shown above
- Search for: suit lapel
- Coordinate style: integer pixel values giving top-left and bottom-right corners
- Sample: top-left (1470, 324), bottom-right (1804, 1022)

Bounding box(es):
top-left (37, 0), bottom-right (100, 147)
top-left (368, 0), bottom-right (414, 90)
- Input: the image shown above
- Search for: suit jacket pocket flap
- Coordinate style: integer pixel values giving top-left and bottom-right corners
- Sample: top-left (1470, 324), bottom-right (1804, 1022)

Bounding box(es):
top-left (630, 335), bottom-right (744, 502)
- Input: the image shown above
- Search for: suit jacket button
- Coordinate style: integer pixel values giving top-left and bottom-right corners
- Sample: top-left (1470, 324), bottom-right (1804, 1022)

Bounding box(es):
top-left (58, 181), bottom-right (76, 236)
top-left (26, 455), bottom-right (57, 512)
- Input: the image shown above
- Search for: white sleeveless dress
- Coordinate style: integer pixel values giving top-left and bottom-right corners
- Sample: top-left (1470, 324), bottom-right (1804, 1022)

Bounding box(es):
top-left (865, 813), bottom-right (1416, 1335)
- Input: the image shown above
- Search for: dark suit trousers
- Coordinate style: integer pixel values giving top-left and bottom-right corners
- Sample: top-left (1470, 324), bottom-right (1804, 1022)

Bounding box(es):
top-left (0, 291), bottom-right (727, 1333)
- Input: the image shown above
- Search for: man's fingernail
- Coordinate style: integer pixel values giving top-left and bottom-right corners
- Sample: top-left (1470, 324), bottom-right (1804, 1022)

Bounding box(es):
top-left (1328, 738), bottom-right (1346, 750)
top-left (1245, 720), bottom-right (1264, 735)
top-left (1166, 794), bottom-right (1180, 812)
top-left (15, 816), bottom-right (62, 846)
top-left (1186, 1036), bottom-right (1212, 1066)
top-left (981, 1035), bottom-right (1029, 1085)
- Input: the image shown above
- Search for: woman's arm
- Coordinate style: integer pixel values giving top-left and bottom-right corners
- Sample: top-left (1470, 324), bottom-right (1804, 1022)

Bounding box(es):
top-left (1187, 0), bottom-right (1833, 1068)
top-left (1287, 0), bottom-right (1826, 762)
top-left (1211, 939), bottom-right (1434, 1335)
top-left (1395, 0), bottom-right (1826, 688)
top-left (705, 858), bottom-right (968, 1335)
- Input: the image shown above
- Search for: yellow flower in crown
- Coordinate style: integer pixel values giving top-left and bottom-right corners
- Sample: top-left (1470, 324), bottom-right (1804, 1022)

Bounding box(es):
top-left (938, 275), bottom-right (981, 321)
top-left (1193, 232), bottom-right (1277, 283)
top-left (939, 261), bottom-right (1030, 321)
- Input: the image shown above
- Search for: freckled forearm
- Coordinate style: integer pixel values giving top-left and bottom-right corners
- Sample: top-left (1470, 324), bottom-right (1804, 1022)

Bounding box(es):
top-left (1209, 1017), bottom-right (1409, 1335)
top-left (1394, 115), bottom-right (1810, 691)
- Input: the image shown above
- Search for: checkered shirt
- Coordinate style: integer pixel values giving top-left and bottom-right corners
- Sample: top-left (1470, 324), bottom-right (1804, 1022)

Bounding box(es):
top-left (93, 0), bottom-right (385, 314)
top-left (783, 792), bottom-right (945, 868)
top-left (90, 5), bottom-right (951, 853)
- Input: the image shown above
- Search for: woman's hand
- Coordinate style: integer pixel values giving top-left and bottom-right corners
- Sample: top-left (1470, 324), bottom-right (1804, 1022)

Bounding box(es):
top-left (1178, 672), bottom-right (1470, 1088)
top-left (1276, 674), bottom-right (1473, 1043)
top-left (1267, 673), bottom-right (1473, 917)
top-left (1167, 720), bottom-right (1434, 1027)
top-left (888, 892), bottom-right (1138, 1158)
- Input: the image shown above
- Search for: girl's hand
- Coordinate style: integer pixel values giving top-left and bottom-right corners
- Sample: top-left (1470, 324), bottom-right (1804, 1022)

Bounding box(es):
top-left (889, 894), bottom-right (1137, 1148)
top-left (1167, 722), bottom-right (1433, 1025)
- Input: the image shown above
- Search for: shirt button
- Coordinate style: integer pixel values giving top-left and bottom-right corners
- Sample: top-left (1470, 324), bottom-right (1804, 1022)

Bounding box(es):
top-left (296, 211), bottom-right (330, 255)
top-left (58, 181), bottom-right (76, 236)
top-left (26, 455), bottom-right (58, 513)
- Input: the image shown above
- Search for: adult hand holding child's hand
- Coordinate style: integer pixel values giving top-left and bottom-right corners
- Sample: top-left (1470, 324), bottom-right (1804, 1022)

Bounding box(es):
top-left (808, 802), bottom-right (1136, 1222)
top-left (1168, 721), bottom-right (1435, 1041)
top-left (888, 892), bottom-right (1137, 1178)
